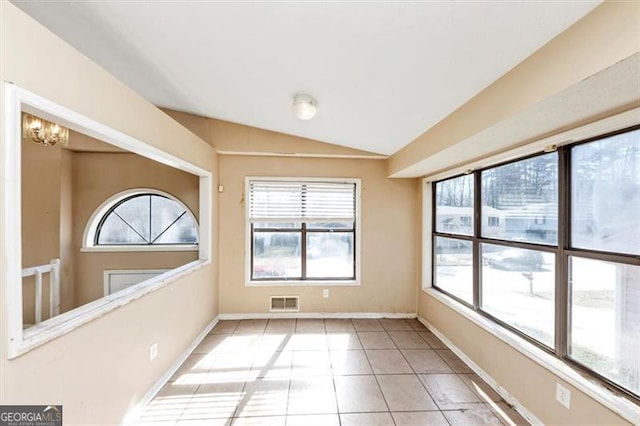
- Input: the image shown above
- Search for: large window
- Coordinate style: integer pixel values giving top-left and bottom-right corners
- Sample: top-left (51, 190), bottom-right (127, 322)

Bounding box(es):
top-left (248, 179), bottom-right (358, 282)
top-left (430, 126), bottom-right (639, 401)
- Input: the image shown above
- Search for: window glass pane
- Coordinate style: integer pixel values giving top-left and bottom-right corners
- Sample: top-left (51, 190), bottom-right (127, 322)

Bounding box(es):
top-left (481, 153), bottom-right (558, 245)
top-left (113, 195), bottom-right (151, 242)
top-left (569, 257), bottom-right (639, 396)
top-left (306, 232), bottom-right (354, 278)
top-left (435, 175), bottom-right (474, 236)
top-left (571, 129), bottom-right (640, 255)
top-left (154, 214), bottom-right (199, 244)
top-left (306, 221), bottom-right (354, 230)
top-left (97, 213), bottom-right (147, 244)
top-left (252, 232), bottom-right (301, 279)
top-left (434, 236), bottom-right (473, 304)
top-left (481, 243), bottom-right (555, 347)
top-left (150, 195), bottom-right (186, 241)
top-left (96, 194), bottom-right (198, 245)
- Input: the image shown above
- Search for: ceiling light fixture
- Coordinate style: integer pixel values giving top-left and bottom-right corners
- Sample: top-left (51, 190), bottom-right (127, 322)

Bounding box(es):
top-left (292, 94), bottom-right (317, 121)
top-left (22, 113), bottom-right (69, 147)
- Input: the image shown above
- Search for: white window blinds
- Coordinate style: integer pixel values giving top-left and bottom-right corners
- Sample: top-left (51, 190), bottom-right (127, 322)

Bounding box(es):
top-left (249, 180), bottom-right (356, 222)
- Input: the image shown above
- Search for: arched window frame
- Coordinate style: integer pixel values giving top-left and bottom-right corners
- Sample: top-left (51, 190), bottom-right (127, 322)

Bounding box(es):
top-left (82, 188), bottom-right (199, 252)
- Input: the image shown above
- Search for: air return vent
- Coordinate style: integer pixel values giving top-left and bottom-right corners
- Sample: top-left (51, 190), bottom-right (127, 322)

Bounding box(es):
top-left (270, 296), bottom-right (299, 312)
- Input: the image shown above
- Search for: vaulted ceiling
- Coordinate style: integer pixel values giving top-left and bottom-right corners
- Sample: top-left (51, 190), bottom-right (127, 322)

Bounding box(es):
top-left (12, 1), bottom-right (601, 155)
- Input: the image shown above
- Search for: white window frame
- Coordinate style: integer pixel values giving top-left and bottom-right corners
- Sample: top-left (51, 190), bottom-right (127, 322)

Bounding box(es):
top-left (420, 107), bottom-right (640, 423)
top-left (245, 176), bottom-right (361, 287)
top-left (2, 83), bottom-right (213, 358)
top-left (82, 188), bottom-right (199, 252)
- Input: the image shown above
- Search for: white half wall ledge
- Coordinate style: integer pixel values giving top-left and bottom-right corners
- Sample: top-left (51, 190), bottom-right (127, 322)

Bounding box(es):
top-left (122, 317), bottom-right (219, 426)
top-left (218, 312), bottom-right (417, 320)
top-left (416, 316), bottom-right (544, 426)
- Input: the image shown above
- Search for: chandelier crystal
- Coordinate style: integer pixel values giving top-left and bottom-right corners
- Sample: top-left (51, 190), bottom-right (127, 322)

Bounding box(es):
top-left (22, 113), bottom-right (69, 147)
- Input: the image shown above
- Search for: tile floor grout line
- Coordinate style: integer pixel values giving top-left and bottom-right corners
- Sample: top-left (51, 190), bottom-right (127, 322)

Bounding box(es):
top-left (393, 328), bottom-right (449, 416)
top-left (359, 326), bottom-right (397, 426)
top-left (328, 319), bottom-right (343, 426)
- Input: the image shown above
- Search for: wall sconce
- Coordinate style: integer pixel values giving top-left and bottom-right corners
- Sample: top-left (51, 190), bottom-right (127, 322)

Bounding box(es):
top-left (22, 113), bottom-right (69, 147)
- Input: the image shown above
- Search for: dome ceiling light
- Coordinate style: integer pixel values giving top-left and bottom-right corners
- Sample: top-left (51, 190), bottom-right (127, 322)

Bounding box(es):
top-left (292, 94), bottom-right (317, 121)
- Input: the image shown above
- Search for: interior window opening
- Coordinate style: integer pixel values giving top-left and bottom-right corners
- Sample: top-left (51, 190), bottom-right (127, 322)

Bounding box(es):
top-left (20, 111), bottom-right (201, 329)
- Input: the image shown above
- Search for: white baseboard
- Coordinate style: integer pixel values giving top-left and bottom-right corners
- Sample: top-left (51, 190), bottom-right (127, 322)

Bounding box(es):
top-left (417, 316), bottom-right (543, 426)
top-left (218, 312), bottom-right (417, 320)
top-left (122, 316), bottom-right (219, 425)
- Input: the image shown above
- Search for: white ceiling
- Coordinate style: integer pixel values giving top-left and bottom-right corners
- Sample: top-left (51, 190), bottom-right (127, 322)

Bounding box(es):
top-left (12, 1), bottom-right (601, 155)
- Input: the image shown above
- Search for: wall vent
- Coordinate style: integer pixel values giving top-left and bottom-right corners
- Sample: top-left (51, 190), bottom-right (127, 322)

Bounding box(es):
top-left (270, 296), bottom-right (299, 312)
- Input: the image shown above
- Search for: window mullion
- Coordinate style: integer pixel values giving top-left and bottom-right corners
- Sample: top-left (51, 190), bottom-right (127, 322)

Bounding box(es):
top-left (473, 171), bottom-right (481, 310)
top-left (555, 147), bottom-right (569, 358)
top-left (301, 223), bottom-right (307, 280)
top-left (301, 184), bottom-right (307, 279)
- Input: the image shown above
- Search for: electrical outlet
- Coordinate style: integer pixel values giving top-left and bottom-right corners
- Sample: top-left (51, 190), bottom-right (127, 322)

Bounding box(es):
top-left (323, 289), bottom-right (329, 298)
top-left (149, 343), bottom-right (158, 361)
top-left (556, 383), bottom-right (571, 409)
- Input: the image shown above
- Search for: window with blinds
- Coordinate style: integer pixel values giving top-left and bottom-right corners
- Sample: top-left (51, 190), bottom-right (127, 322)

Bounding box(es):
top-left (248, 179), bottom-right (358, 282)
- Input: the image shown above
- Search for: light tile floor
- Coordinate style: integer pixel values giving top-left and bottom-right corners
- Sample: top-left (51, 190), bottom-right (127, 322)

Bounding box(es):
top-left (134, 319), bottom-right (529, 426)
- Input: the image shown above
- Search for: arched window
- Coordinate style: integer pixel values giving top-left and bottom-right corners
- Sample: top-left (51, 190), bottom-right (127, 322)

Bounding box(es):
top-left (84, 189), bottom-right (198, 250)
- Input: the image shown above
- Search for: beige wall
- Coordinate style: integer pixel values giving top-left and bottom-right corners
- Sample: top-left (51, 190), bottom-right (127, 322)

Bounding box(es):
top-left (21, 134), bottom-right (63, 323)
top-left (0, 3), bottom-right (218, 424)
top-left (59, 149), bottom-right (75, 313)
top-left (72, 151), bottom-right (200, 306)
top-left (162, 108), bottom-right (384, 158)
top-left (419, 293), bottom-right (632, 425)
top-left (218, 155), bottom-right (417, 314)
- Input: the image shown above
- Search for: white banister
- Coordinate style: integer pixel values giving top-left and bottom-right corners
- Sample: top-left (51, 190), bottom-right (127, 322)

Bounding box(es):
top-left (34, 270), bottom-right (42, 324)
top-left (21, 258), bottom-right (61, 325)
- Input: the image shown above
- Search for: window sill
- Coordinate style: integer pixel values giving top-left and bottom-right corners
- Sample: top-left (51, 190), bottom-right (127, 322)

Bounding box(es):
top-left (246, 279), bottom-right (360, 287)
top-left (421, 286), bottom-right (639, 424)
top-left (81, 245), bottom-right (199, 253)
top-left (10, 260), bottom-right (209, 358)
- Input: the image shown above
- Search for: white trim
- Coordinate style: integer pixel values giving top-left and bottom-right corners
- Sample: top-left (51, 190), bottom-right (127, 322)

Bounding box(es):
top-left (421, 288), bottom-right (640, 424)
top-left (82, 188), bottom-right (199, 250)
top-left (17, 260), bottom-right (208, 357)
top-left (218, 312), bottom-right (416, 320)
top-left (82, 245), bottom-right (198, 253)
top-left (198, 174), bottom-right (213, 261)
top-left (417, 315), bottom-right (544, 426)
top-left (422, 107), bottom-right (640, 183)
top-left (4, 83), bottom-right (24, 357)
top-left (2, 83), bottom-right (214, 358)
top-left (122, 317), bottom-right (219, 426)
top-left (247, 280), bottom-right (360, 287)
top-left (244, 176), bottom-right (362, 287)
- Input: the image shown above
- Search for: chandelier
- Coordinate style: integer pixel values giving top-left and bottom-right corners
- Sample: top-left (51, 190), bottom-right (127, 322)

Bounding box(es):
top-left (22, 113), bottom-right (69, 147)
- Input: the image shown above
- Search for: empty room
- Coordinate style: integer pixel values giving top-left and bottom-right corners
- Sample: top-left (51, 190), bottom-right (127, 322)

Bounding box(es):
top-left (0, 1), bottom-right (638, 425)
